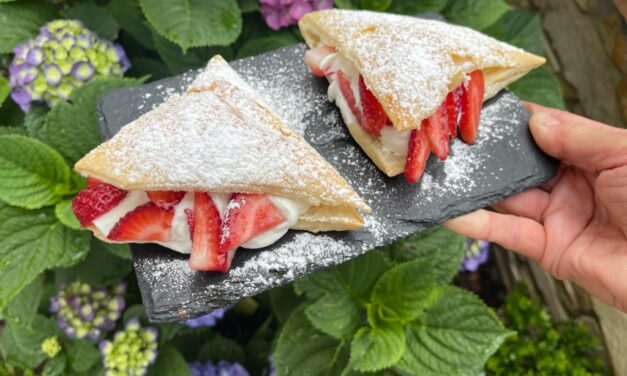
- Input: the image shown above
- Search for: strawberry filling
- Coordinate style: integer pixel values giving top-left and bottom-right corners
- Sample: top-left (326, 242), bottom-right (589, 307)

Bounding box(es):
top-left (72, 183), bottom-right (302, 273)
top-left (304, 46), bottom-right (485, 183)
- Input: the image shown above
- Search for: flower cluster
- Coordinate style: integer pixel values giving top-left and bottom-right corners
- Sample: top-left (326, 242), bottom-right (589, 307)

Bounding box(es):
top-left (9, 19), bottom-right (130, 111)
top-left (41, 336), bottom-right (62, 359)
top-left (460, 238), bottom-right (490, 272)
top-left (260, 0), bottom-right (333, 30)
top-left (99, 318), bottom-right (158, 376)
top-left (183, 306), bottom-right (230, 328)
top-left (50, 281), bottom-right (126, 340)
top-left (188, 361), bottom-right (250, 376)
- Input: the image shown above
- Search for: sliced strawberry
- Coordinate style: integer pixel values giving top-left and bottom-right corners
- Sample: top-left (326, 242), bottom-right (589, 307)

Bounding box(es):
top-left (147, 191), bottom-right (185, 208)
top-left (358, 75), bottom-right (388, 135)
top-left (220, 193), bottom-right (286, 254)
top-left (423, 104), bottom-right (450, 160)
top-left (87, 177), bottom-right (103, 186)
top-left (189, 193), bottom-right (225, 272)
top-left (459, 70), bottom-right (484, 144)
top-left (404, 128), bottom-right (431, 183)
top-left (72, 183), bottom-right (128, 226)
top-left (336, 70), bottom-right (361, 124)
top-left (107, 203), bottom-right (174, 242)
top-left (304, 46), bottom-right (336, 77)
top-left (445, 87), bottom-right (462, 139)
top-left (184, 208), bottom-right (194, 240)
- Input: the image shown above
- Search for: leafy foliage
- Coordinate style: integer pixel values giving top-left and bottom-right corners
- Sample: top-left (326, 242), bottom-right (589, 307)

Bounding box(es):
top-left (0, 0), bottom-right (58, 53)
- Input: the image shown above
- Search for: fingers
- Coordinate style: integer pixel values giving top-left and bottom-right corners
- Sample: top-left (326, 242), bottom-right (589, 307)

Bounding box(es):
top-left (493, 188), bottom-right (550, 222)
top-left (596, 165), bottom-right (627, 238)
top-left (443, 209), bottom-right (546, 261)
top-left (525, 104), bottom-right (627, 173)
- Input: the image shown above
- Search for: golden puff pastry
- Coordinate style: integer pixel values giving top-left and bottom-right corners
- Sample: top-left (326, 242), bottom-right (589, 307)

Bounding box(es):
top-left (299, 10), bottom-right (546, 177)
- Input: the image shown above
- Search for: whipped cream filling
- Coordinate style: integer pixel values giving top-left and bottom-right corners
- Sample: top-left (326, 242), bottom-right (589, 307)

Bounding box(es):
top-left (320, 50), bottom-right (408, 157)
top-left (92, 191), bottom-right (309, 254)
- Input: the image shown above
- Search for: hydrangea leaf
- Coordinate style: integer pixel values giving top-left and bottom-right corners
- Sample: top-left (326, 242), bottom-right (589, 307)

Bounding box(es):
top-left (0, 99), bottom-right (25, 127)
top-left (334, 0), bottom-right (359, 9)
top-left (1, 275), bottom-right (42, 325)
top-left (0, 202), bottom-right (90, 308)
top-left (388, 0), bottom-right (447, 14)
top-left (483, 9), bottom-right (543, 55)
top-left (67, 340), bottom-right (100, 373)
top-left (0, 126), bottom-right (26, 136)
top-left (508, 67), bottom-right (566, 109)
top-left (153, 31), bottom-right (233, 74)
top-left (269, 284), bottom-right (303, 323)
top-left (147, 345), bottom-right (191, 376)
top-left (0, 0), bottom-right (58, 53)
top-left (108, 0), bottom-right (155, 49)
top-left (0, 135), bottom-right (73, 209)
top-left (197, 336), bottom-right (246, 364)
top-left (128, 57), bottom-right (171, 82)
top-left (24, 105), bottom-right (48, 140)
top-left (360, 0), bottom-right (392, 11)
top-left (0, 314), bottom-right (57, 369)
top-left (0, 76), bottom-right (9, 107)
top-left (443, 0), bottom-right (511, 31)
top-left (236, 31), bottom-right (299, 59)
top-left (66, 0), bottom-right (119, 41)
top-left (397, 287), bottom-right (514, 376)
top-left (349, 321), bottom-right (405, 372)
top-left (139, 0), bottom-right (242, 52)
top-left (99, 239), bottom-right (133, 260)
top-left (370, 258), bottom-right (436, 323)
top-left (55, 199), bottom-right (81, 230)
top-left (305, 292), bottom-right (361, 339)
top-left (43, 77), bottom-right (144, 165)
top-left (42, 352), bottom-right (67, 376)
top-left (237, 0), bottom-right (259, 13)
top-left (274, 307), bottom-right (350, 376)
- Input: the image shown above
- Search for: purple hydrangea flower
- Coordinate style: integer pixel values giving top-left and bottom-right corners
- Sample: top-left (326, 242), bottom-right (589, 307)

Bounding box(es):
top-left (8, 19), bottom-right (130, 111)
top-left (460, 238), bottom-right (490, 272)
top-left (183, 306), bottom-right (231, 328)
top-left (260, 0), bottom-right (333, 30)
top-left (188, 361), bottom-right (250, 376)
top-left (100, 318), bottom-right (158, 376)
top-left (268, 356), bottom-right (277, 376)
top-left (50, 281), bottom-right (126, 340)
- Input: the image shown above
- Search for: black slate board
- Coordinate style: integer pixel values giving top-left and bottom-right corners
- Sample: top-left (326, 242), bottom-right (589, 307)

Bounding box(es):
top-left (97, 44), bottom-right (557, 322)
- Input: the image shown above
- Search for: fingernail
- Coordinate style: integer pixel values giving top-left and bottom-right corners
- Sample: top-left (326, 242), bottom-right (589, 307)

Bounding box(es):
top-left (532, 111), bottom-right (560, 127)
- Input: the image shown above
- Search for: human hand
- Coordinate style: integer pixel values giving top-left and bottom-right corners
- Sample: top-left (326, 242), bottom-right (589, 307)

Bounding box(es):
top-left (444, 103), bottom-right (627, 312)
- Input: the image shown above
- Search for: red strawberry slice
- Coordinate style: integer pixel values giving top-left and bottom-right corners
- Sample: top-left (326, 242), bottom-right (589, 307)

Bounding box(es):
top-left (107, 202), bottom-right (174, 242)
top-left (423, 104), bottom-right (450, 160)
top-left (87, 177), bottom-right (103, 186)
top-left (220, 193), bottom-right (286, 254)
top-left (304, 46), bottom-right (336, 77)
top-left (72, 183), bottom-right (128, 226)
top-left (445, 87), bottom-right (462, 139)
top-left (147, 191), bottom-right (185, 208)
top-left (336, 70), bottom-right (361, 124)
top-left (459, 70), bottom-right (484, 144)
top-left (358, 75), bottom-right (388, 135)
top-left (404, 128), bottom-right (431, 183)
top-left (184, 208), bottom-right (194, 240)
top-left (189, 193), bottom-right (225, 272)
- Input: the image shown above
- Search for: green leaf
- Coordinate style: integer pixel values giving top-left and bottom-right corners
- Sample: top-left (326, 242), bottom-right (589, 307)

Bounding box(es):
top-left (0, 0), bottom-right (58, 53)
top-left (57, 237), bottom-right (132, 285)
top-left (42, 353), bottom-right (67, 376)
top-left (334, 0), bottom-right (359, 9)
top-left (99, 239), bottom-right (133, 260)
top-left (388, 0), bottom-right (447, 14)
top-left (108, 0), bottom-right (155, 49)
top-left (483, 9), bottom-right (543, 55)
top-left (0, 314), bottom-right (57, 369)
top-left (305, 292), bottom-right (360, 339)
top-left (359, 0), bottom-right (392, 11)
top-left (140, 0), bottom-right (242, 52)
top-left (0, 76), bottom-right (9, 107)
top-left (391, 226), bottom-right (464, 285)
top-left (147, 345), bottom-right (191, 376)
top-left (43, 77), bottom-right (143, 164)
top-left (274, 307), bottom-right (350, 376)
top-left (349, 321), bottom-right (405, 372)
top-left (508, 67), bottom-right (565, 109)
top-left (65, 0), bottom-right (119, 41)
top-left (269, 283), bottom-right (303, 323)
top-left (67, 340), bottom-right (100, 373)
top-left (0, 99), bottom-right (25, 127)
top-left (128, 57), bottom-right (171, 81)
top-left (0, 202), bottom-right (91, 307)
top-left (55, 199), bottom-right (81, 230)
top-left (123, 304), bottom-right (148, 323)
top-left (443, 0), bottom-right (511, 30)
top-left (0, 126), bottom-right (26, 135)
top-left (153, 32), bottom-right (233, 74)
top-left (237, 0), bottom-right (259, 13)
top-left (397, 287), bottom-right (514, 376)
top-left (339, 250), bottom-right (389, 301)
top-left (371, 258), bottom-right (435, 322)
top-left (0, 135), bottom-right (73, 209)
top-left (197, 336), bottom-right (246, 364)
top-left (236, 32), bottom-right (299, 59)
top-left (24, 105), bottom-right (49, 140)
top-left (2, 275), bottom-right (42, 325)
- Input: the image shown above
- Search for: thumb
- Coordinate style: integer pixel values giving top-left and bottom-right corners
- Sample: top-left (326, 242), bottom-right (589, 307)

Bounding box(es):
top-left (528, 110), bottom-right (627, 173)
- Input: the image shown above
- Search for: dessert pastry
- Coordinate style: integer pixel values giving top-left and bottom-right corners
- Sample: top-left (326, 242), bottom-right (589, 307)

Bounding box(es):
top-left (72, 56), bottom-right (371, 273)
top-left (299, 10), bottom-right (546, 182)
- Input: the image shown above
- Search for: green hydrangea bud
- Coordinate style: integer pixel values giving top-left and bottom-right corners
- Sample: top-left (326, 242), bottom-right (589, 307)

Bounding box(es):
top-left (41, 336), bottom-right (62, 358)
top-left (99, 318), bottom-right (158, 376)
